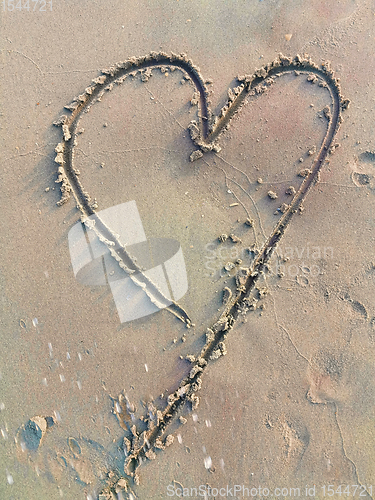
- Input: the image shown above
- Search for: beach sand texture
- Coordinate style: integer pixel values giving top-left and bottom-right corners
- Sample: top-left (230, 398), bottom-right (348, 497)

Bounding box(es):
top-left (1, 1), bottom-right (375, 498)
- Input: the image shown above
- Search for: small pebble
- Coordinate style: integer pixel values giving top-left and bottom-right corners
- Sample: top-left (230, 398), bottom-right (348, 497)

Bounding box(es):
top-left (267, 190), bottom-right (277, 200)
top-left (279, 203), bottom-right (289, 214)
top-left (298, 169), bottom-right (311, 178)
top-left (224, 262), bottom-right (235, 272)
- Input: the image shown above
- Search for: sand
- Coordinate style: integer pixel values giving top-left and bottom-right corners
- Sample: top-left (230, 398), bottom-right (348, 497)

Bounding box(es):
top-left (1, 1), bottom-right (375, 499)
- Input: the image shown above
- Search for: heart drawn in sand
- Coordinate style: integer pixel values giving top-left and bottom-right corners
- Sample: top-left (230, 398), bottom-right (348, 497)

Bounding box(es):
top-left (53, 52), bottom-right (349, 496)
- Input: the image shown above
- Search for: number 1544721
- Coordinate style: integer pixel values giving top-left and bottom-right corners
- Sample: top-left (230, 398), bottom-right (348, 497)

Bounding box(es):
top-left (2, 0), bottom-right (52, 11)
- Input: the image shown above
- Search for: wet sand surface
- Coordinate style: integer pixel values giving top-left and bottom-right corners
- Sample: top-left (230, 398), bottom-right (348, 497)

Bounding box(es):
top-left (1, 1), bottom-right (375, 499)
